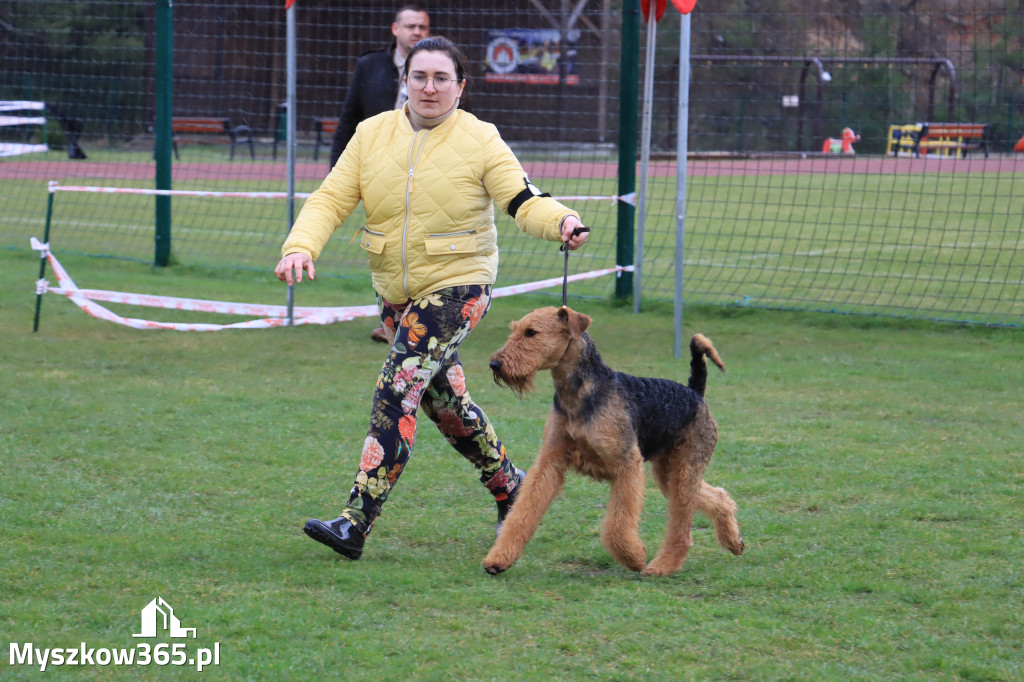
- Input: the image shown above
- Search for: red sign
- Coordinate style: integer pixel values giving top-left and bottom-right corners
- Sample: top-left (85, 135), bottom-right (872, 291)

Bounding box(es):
top-left (640, 0), bottom-right (667, 22)
top-left (642, 0), bottom-right (697, 20)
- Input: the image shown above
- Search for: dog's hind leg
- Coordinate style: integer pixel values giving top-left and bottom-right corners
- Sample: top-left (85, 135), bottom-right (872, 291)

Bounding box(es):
top-left (483, 428), bottom-right (569, 574)
top-left (644, 450), bottom-right (702, 576)
top-left (696, 481), bottom-right (744, 556)
top-left (600, 448), bottom-right (648, 572)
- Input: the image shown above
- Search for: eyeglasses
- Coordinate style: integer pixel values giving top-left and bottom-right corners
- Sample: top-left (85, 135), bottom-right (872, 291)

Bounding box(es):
top-left (407, 74), bottom-right (458, 91)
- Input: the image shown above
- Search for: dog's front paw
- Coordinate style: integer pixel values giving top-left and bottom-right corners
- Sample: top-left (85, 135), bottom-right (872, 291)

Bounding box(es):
top-left (641, 558), bottom-right (680, 577)
top-left (483, 548), bottom-right (514, 575)
top-left (483, 555), bottom-right (512, 575)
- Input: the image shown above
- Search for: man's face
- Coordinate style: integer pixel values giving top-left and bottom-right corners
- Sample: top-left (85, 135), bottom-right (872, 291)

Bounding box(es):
top-left (392, 10), bottom-right (430, 58)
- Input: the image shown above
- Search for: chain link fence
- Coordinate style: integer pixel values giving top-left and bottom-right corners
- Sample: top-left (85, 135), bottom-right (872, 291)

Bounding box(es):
top-left (2, 1), bottom-right (1022, 324)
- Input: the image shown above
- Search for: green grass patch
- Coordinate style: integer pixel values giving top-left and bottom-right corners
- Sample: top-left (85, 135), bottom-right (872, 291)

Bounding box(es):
top-left (2, 249), bottom-right (1022, 679)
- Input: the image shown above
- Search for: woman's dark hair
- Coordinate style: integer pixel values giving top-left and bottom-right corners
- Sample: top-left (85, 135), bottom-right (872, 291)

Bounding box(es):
top-left (403, 36), bottom-right (469, 85)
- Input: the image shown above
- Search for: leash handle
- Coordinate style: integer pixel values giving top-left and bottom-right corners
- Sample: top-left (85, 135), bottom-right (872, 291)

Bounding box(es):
top-left (559, 226), bottom-right (590, 252)
top-left (561, 226), bottom-right (590, 306)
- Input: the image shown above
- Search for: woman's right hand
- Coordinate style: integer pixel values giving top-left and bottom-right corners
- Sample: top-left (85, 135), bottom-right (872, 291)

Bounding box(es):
top-left (275, 252), bottom-right (315, 285)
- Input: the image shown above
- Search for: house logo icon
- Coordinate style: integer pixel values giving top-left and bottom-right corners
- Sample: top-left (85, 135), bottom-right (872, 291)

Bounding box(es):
top-left (132, 597), bottom-right (196, 639)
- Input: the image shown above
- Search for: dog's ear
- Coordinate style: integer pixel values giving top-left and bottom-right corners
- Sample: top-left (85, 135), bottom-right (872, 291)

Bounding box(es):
top-left (559, 306), bottom-right (591, 338)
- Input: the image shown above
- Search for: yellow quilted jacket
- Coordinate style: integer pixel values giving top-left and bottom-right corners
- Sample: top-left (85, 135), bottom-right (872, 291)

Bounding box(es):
top-left (281, 107), bottom-right (580, 304)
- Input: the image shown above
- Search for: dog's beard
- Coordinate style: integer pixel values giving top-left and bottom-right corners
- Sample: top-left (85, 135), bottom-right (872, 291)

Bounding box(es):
top-left (491, 369), bottom-right (534, 397)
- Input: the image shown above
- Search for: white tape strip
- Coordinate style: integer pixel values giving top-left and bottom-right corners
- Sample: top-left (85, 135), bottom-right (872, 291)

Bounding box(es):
top-left (50, 184), bottom-right (313, 200)
top-left (38, 286), bottom-right (366, 318)
top-left (0, 101), bottom-right (46, 112)
top-left (0, 143), bottom-right (48, 157)
top-left (492, 266), bottom-right (633, 298)
top-left (47, 182), bottom-right (631, 205)
top-left (32, 239), bottom-right (632, 332)
top-left (0, 115), bottom-right (47, 127)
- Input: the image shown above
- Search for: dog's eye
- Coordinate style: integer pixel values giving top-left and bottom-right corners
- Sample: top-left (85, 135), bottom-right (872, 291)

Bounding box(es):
top-left (524, 328), bottom-right (537, 338)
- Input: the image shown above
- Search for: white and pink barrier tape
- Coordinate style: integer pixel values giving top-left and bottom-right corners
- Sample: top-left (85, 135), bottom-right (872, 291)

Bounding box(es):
top-left (47, 182), bottom-right (636, 206)
top-left (31, 238), bottom-right (632, 332)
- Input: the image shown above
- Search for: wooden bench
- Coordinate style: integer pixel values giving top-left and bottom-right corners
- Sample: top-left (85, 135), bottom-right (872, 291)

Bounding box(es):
top-left (887, 122), bottom-right (990, 159)
top-left (170, 117), bottom-right (254, 160)
top-left (313, 117), bottom-right (338, 161)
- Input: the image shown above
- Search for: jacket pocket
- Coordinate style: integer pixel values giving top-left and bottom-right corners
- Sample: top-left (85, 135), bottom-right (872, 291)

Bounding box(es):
top-left (358, 227), bottom-right (387, 255)
top-left (424, 231), bottom-right (477, 256)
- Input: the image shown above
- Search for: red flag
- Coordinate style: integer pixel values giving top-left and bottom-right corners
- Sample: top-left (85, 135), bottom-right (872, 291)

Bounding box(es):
top-left (640, 0), bottom-right (667, 22)
top-left (672, 0), bottom-right (698, 13)
top-left (285, 0), bottom-right (294, 8)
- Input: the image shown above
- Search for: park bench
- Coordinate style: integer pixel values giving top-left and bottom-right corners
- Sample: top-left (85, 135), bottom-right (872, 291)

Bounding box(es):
top-left (887, 122), bottom-right (990, 158)
top-left (313, 117), bottom-right (338, 161)
top-left (170, 117), bottom-right (254, 160)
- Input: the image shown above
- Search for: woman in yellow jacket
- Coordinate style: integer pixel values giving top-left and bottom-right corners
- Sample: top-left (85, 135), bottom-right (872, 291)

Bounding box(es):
top-left (275, 37), bottom-right (588, 560)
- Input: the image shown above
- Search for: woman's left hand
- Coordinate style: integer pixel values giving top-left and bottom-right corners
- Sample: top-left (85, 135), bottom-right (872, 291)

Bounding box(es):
top-left (560, 215), bottom-right (589, 251)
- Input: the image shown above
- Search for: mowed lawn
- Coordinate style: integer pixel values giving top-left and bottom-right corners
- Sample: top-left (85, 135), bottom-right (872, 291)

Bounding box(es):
top-left (1, 248), bottom-right (1022, 680)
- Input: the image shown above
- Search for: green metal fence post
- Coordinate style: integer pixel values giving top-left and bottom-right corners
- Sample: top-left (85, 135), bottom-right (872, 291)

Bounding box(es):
top-left (154, 0), bottom-right (173, 267)
top-left (32, 186), bottom-right (56, 333)
top-left (615, 1), bottom-right (640, 301)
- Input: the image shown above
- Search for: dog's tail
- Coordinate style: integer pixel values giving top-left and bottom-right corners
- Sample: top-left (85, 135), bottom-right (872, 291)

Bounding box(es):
top-left (688, 333), bottom-right (725, 397)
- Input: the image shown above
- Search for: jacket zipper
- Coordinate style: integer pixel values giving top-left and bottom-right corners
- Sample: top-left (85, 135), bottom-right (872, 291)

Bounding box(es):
top-left (403, 130), bottom-right (431, 299)
top-left (349, 225), bottom-right (384, 245)
top-left (427, 228), bottom-right (476, 238)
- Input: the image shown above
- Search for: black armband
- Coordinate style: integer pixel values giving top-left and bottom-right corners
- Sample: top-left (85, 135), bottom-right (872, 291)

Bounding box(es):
top-left (506, 177), bottom-right (551, 219)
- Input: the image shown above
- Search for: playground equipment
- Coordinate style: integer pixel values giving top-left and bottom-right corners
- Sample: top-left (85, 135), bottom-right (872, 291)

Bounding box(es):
top-left (822, 127), bottom-right (860, 154)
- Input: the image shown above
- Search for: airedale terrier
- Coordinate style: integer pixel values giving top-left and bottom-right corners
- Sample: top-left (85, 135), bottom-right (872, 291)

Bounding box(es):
top-left (484, 306), bottom-right (744, 576)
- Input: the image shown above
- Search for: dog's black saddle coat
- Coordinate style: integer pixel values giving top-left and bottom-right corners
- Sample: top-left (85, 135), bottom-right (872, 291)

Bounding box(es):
top-left (552, 335), bottom-right (704, 461)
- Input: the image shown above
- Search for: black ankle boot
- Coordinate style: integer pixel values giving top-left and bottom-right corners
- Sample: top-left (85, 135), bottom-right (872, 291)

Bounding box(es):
top-left (495, 467), bottom-right (526, 536)
top-left (304, 516), bottom-right (368, 560)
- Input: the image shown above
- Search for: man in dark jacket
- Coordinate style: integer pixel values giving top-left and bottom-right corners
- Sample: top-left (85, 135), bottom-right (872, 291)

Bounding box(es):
top-left (329, 5), bottom-right (430, 168)
top-left (330, 5), bottom-right (429, 343)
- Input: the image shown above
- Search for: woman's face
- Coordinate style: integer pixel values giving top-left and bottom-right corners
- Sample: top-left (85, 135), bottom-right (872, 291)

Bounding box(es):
top-left (406, 50), bottom-right (465, 118)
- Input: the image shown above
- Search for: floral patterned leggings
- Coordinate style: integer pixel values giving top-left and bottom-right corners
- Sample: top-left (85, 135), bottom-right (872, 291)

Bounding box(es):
top-left (339, 284), bottom-right (522, 531)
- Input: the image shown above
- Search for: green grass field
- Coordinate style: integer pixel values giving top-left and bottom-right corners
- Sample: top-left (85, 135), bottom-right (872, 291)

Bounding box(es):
top-left (2, 248), bottom-right (1022, 680)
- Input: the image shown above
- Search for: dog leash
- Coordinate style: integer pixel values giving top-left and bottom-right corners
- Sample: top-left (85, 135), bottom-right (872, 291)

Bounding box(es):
top-left (560, 226), bottom-right (590, 306)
